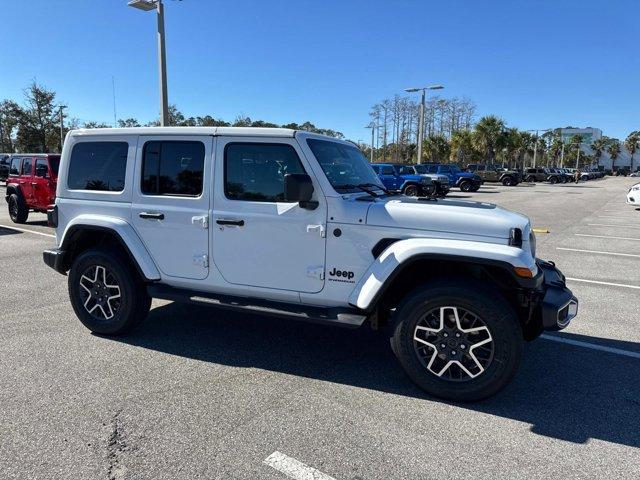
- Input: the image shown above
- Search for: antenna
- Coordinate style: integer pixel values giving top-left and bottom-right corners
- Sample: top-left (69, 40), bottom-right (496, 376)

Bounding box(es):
top-left (112, 76), bottom-right (117, 127)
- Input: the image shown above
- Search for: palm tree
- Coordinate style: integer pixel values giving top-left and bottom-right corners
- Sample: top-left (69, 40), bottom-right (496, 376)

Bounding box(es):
top-left (570, 134), bottom-right (584, 168)
top-left (624, 132), bottom-right (640, 173)
top-left (423, 134), bottom-right (451, 163)
top-left (449, 130), bottom-right (476, 163)
top-left (590, 138), bottom-right (607, 170)
top-left (473, 115), bottom-right (506, 164)
top-left (607, 141), bottom-right (622, 172)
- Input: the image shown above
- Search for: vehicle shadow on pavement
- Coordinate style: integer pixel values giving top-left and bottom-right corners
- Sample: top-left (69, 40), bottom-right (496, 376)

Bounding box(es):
top-left (116, 302), bottom-right (640, 448)
top-left (0, 227), bottom-right (21, 236)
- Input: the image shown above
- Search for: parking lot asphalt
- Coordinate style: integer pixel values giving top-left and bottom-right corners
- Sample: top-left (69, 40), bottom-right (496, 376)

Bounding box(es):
top-left (1, 178), bottom-right (639, 480)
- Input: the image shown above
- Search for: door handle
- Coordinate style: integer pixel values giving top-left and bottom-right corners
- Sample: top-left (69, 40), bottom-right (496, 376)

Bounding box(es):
top-left (139, 212), bottom-right (165, 220)
top-left (216, 218), bottom-right (245, 226)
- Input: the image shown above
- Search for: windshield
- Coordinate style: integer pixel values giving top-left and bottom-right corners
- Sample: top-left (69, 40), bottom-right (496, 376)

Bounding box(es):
top-left (306, 139), bottom-right (385, 193)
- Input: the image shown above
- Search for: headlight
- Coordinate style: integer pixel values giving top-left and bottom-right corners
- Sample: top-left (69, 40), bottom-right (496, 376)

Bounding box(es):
top-left (529, 231), bottom-right (537, 258)
top-left (631, 185), bottom-right (640, 191)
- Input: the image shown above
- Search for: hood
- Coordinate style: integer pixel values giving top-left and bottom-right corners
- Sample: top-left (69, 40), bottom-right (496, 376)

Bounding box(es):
top-left (423, 174), bottom-right (450, 183)
top-left (366, 196), bottom-right (529, 240)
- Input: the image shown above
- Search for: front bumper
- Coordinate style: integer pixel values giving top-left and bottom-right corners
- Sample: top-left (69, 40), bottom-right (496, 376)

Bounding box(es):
top-left (535, 260), bottom-right (578, 330)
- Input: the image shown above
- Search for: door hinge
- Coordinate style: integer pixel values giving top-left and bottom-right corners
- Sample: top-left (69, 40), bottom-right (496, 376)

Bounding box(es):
top-left (192, 215), bottom-right (209, 229)
top-left (306, 224), bottom-right (325, 238)
top-left (193, 254), bottom-right (209, 268)
top-left (306, 266), bottom-right (325, 280)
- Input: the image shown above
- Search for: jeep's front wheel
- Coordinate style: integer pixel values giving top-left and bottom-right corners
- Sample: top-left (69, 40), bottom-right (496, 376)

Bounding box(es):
top-left (390, 281), bottom-right (523, 402)
top-left (459, 180), bottom-right (472, 192)
top-left (8, 193), bottom-right (29, 223)
top-left (502, 176), bottom-right (513, 186)
top-left (68, 248), bottom-right (151, 335)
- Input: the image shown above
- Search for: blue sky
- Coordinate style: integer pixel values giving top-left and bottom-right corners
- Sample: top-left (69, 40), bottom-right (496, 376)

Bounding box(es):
top-left (1, 0), bottom-right (638, 141)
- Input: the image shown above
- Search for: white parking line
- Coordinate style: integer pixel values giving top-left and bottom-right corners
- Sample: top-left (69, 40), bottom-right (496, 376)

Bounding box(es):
top-left (575, 233), bottom-right (640, 241)
top-left (541, 334), bottom-right (640, 359)
top-left (588, 223), bottom-right (640, 229)
top-left (0, 224), bottom-right (55, 238)
top-left (557, 247), bottom-right (640, 258)
top-left (264, 452), bottom-right (337, 480)
top-left (566, 277), bottom-right (640, 290)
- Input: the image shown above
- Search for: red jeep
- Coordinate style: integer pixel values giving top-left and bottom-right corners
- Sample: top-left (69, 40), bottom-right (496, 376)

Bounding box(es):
top-left (5, 154), bottom-right (60, 223)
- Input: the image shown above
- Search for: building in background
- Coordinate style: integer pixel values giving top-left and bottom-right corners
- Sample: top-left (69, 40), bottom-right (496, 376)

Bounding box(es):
top-left (559, 127), bottom-right (636, 172)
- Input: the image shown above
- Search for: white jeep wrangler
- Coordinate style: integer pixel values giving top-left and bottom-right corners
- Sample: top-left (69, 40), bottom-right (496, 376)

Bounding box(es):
top-left (44, 127), bottom-right (578, 401)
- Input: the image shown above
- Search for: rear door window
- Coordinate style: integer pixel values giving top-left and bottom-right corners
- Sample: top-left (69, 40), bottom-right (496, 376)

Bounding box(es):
top-left (22, 158), bottom-right (33, 176)
top-left (67, 142), bottom-right (128, 191)
top-left (141, 141), bottom-right (205, 196)
top-left (380, 166), bottom-right (395, 175)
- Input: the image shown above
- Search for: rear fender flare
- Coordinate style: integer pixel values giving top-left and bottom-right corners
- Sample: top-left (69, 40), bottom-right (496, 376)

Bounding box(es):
top-left (348, 238), bottom-right (537, 311)
top-left (59, 214), bottom-right (161, 281)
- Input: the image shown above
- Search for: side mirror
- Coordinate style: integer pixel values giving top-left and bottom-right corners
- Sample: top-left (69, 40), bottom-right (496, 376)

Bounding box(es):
top-left (284, 173), bottom-right (318, 210)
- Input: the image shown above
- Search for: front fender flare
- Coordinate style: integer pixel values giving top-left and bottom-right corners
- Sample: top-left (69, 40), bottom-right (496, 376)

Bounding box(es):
top-left (348, 238), bottom-right (537, 311)
top-left (59, 214), bottom-right (161, 281)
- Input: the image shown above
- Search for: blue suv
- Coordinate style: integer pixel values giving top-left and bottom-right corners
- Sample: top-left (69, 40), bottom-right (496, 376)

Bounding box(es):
top-left (370, 163), bottom-right (434, 197)
top-left (423, 164), bottom-right (483, 192)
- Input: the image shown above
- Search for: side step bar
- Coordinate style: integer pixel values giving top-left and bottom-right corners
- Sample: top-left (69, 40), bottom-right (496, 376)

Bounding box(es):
top-left (147, 284), bottom-right (368, 329)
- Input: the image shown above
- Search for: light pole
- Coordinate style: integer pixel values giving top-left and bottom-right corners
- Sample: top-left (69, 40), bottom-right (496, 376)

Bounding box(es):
top-left (128, 0), bottom-right (170, 126)
top-left (405, 85), bottom-right (443, 164)
top-left (365, 124), bottom-right (376, 162)
top-left (58, 105), bottom-right (67, 152)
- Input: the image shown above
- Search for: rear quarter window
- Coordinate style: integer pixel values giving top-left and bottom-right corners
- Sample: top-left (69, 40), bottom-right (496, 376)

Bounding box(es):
top-left (67, 142), bottom-right (128, 191)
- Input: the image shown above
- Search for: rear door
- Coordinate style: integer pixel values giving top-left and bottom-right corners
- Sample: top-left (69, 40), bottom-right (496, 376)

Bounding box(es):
top-left (33, 158), bottom-right (52, 209)
top-left (20, 157), bottom-right (34, 204)
top-left (379, 165), bottom-right (400, 190)
top-left (131, 136), bottom-right (211, 280)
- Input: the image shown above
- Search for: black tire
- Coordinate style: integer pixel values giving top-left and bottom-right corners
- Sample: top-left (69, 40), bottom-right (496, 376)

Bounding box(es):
top-left (68, 248), bottom-right (151, 335)
top-left (470, 184), bottom-right (481, 192)
top-left (549, 176), bottom-right (558, 184)
top-left (8, 193), bottom-right (29, 223)
top-left (403, 184), bottom-right (419, 197)
top-left (525, 175), bottom-right (535, 183)
top-left (459, 180), bottom-right (472, 192)
top-left (502, 176), bottom-right (513, 186)
top-left (390, 280), bottom-right (523, 402)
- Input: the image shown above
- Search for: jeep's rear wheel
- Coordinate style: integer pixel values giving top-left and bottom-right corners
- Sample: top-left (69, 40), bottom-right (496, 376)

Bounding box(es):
top-left (68, 248), bottom-right (151, 335)
top-left (8, 193), bottom-right (29, 223)
top-left (502, 177), bottom-right (513, 186)
top-left (549, 176), bottom-right (558, 184)
top-left (403, 184), bottom-right (419, 197)
top-left (390, 281), bottom-right (523, 401)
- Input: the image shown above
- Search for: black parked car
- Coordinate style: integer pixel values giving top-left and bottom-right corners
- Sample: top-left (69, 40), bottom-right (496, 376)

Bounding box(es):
top-left (0, 154), bottom-right (12, 182)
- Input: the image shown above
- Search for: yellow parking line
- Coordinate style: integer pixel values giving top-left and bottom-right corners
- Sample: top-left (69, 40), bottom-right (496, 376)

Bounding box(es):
top-left (532, 228), bottom-right (550, 234)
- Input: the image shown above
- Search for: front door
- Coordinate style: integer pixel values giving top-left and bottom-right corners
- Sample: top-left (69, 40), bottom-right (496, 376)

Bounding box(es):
top-left (131, 136), bottom-right (211, 280)
top-left (211, 138), bottom-right (327, 293)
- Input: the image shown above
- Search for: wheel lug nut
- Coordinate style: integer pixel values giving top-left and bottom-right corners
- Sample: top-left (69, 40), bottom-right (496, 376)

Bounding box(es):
top-left (455, 333), bottom-right (461, 338)
top-left (441, 344), bottom-right (446, 348)
top-left (443, 333), bottom-right (448, 337)
top-left (460, 345), bottom-right (466, 349)
top-left (451, 351), bottom-right (457, 355)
